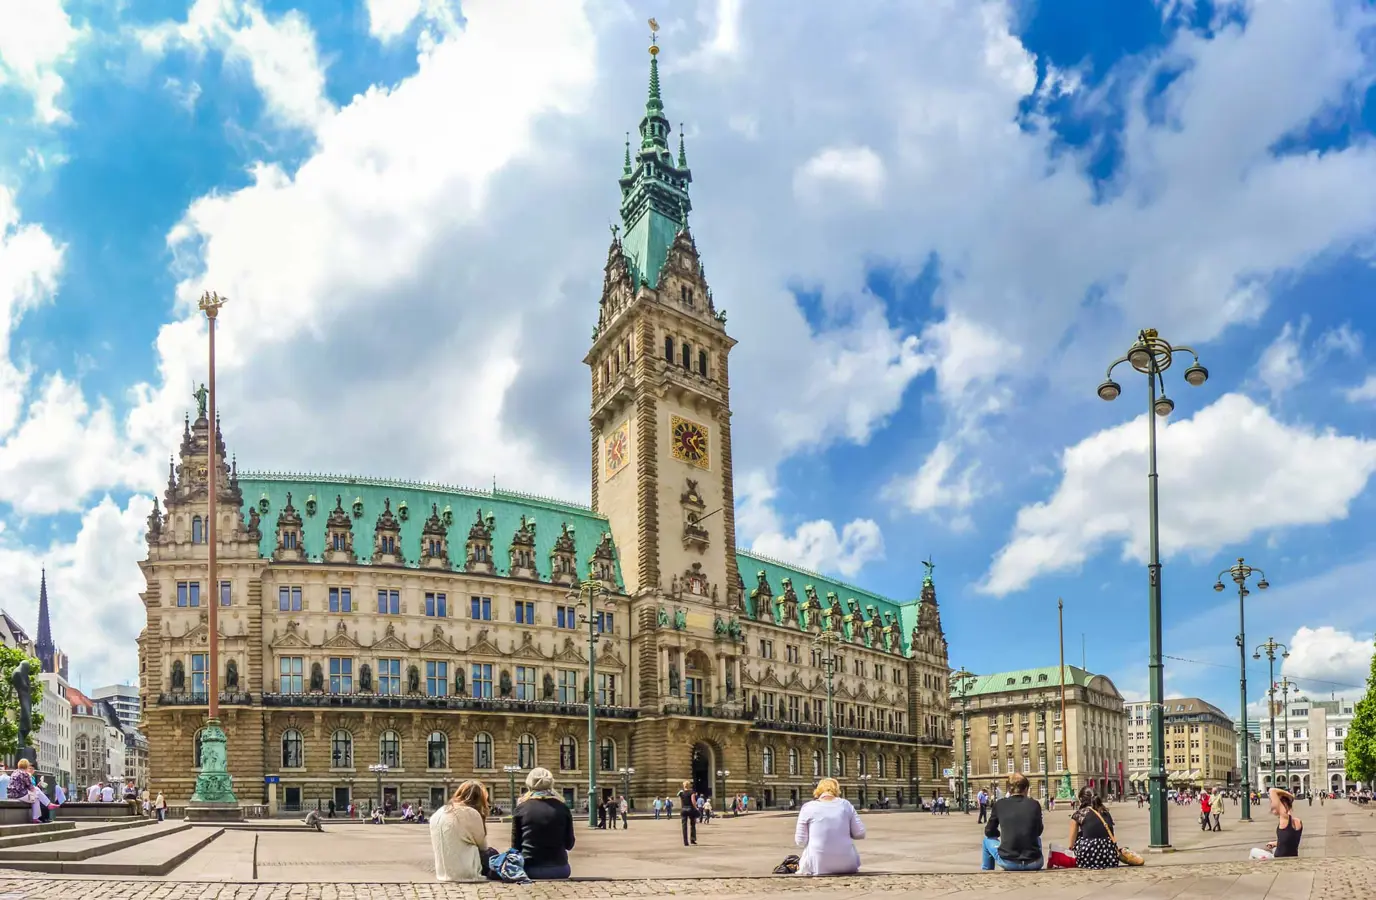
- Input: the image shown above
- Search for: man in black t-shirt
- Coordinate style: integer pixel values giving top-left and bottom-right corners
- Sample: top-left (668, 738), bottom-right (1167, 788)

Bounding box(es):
top-left (980, 773), bottom-right (1044, 871)
top-left (677, 780), bottom-right (698, 846)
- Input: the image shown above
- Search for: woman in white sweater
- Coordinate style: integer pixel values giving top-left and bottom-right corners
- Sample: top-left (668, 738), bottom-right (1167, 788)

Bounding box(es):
top-left (794, 777), bottom-right (865, 875)
top-left (430, 780), bottom-right (492, 881)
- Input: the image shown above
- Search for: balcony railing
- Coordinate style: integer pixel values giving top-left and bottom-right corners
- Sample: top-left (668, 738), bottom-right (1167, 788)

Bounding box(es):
top-left (259, 692), bottom-right (638, 719)
top-left (156, 692), bottom-right (254, 706)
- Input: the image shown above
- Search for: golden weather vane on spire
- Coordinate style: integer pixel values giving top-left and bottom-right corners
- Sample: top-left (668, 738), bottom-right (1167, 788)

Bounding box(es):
top-left (648, 17), bottom-right (659, 55)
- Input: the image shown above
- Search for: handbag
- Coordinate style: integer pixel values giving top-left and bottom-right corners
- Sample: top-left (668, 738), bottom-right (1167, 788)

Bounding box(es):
top-left (772, 854), bottom-right (800, 874)
top-left (1091, 808), bottom-right (1144, 866)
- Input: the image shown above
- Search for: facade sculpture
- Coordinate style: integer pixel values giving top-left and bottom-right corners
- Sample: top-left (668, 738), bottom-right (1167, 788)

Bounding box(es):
top-left (138, 34), bottom-right (954, 812)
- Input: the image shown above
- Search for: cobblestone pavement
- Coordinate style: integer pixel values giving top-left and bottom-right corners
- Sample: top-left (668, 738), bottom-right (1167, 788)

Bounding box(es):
top-left (0, 801), bottom-right (1369, 898)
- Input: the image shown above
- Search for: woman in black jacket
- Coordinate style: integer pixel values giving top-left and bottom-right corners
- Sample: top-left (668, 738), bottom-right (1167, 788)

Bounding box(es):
top-left (1067, 787), bottom-right (1119, 869)
top-left (511, 768), bottom-right (575, 879)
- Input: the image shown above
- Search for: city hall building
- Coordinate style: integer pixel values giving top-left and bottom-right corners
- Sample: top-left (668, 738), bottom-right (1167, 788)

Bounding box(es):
top-left (139, 41), bottom-right (954, 813)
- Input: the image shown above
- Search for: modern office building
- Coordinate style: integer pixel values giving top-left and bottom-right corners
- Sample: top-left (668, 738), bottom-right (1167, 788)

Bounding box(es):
top-left (1258, 694), bottom-right (1355, 795)
top-left (36, 671), bottom-right (72, 790)
top-left (1125, 697), bottom-right (1237, 791)
top-left (91, 685), bottom-right (142, 732)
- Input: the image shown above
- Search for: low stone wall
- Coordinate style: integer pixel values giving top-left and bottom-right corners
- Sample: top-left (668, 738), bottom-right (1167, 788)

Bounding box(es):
top-left (54, 801), bottom-right (143, 819)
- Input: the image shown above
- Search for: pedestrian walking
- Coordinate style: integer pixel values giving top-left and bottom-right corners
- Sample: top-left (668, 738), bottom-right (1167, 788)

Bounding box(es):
top-left (976, 789), bottom-right (989, 824)
top-left (678, 780), bottom-right (698, 846)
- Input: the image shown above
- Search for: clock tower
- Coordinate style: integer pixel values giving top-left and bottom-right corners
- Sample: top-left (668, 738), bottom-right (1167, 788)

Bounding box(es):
top-left (586, 31), bottom-right (738, 608)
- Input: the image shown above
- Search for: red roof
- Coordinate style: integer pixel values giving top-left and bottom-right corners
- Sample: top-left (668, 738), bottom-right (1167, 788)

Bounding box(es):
top-left (67, 686), bottom-right (95, 713)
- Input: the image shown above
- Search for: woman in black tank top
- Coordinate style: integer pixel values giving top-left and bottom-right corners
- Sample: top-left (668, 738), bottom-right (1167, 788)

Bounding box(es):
top-left (1257, 788), bottom-right (1302, 858)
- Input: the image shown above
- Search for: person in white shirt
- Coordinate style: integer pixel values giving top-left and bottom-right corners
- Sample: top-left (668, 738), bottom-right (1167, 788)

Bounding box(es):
top-left (794, 777), bottom-right (865, 876)
top-left (87, 782), bottom-right (101, 802)
top-left (100, 784), bottom-right (115, 803)
top-left (0, 766), bottom-right (10, 800)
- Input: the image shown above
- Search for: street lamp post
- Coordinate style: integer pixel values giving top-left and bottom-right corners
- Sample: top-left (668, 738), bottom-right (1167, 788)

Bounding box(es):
top-left (857, 773), bottom-right (873, 807)
top-left (1214, 558), bottom-right (1269, 823)
top-left (813, 631), bottom-right (841, 778)
top-left (1097, 328), bottom-right (1210, 850)
top-left (1253, 639), bottom-right (1290, 793)
top-left (504, 765), bottom-right (522, 813)
top-left (618, 766), bottom-right (636, 807)
top-left (952, 667), bottom-right (977, 813)
top-left (1277, 677), bottom-right (1296, 792)
top-left (368, 763), bottom-right (388, 815)
top-left (715, 768), bottom-right (729, 804)
top-left (570, 575), bottom-right (609, 827)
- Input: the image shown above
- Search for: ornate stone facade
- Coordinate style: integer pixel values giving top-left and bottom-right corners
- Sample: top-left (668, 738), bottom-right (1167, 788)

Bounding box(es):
top-left (138, 39), bottom-right (953, 813)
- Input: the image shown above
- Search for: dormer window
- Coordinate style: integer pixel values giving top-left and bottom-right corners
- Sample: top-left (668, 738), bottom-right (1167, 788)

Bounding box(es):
top-left (283, 531), bottom-right (299, 550)
top-left (332, 533), bottom-right (347, 551)
top-left (380, 535), bottom-right (396, 555)
top-left (427, 538), bottom-right (442, 556)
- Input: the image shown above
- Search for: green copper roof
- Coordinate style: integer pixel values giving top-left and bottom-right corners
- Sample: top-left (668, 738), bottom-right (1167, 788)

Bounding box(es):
top-left (736, 548), bottom-right (917, 653)
top-left (238, 472), bottom-right (625, 590)
top-left (618, 45), bottom-right (691, 289)
top-left (954, 665), bottom-right (1098, 699)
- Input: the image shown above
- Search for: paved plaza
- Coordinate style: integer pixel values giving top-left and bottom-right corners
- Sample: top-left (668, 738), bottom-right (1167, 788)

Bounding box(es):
top-left (0, 799), bottom-right (1371, 898)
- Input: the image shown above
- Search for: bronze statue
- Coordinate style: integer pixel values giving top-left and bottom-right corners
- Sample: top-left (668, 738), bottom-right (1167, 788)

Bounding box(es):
top-left (11, 661), bottom-right (32, 749)
top-left (193, 382), bottom-right (209, 419)
top-left (225, 659), bottom-right (239, 691)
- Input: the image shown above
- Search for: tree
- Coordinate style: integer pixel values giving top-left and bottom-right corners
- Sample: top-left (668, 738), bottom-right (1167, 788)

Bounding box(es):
top-left (1346, 636), bottom-right (1376, 787)
top-left (0, 646), bottom-right (44, 758)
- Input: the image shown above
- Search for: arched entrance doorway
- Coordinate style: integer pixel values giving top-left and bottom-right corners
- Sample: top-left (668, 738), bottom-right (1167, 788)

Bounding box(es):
top-left (691, 742), bottom-right (713, 796)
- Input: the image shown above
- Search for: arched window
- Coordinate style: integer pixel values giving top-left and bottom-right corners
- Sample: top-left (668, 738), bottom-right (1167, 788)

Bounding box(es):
top-left (194, 728), bottom-right (205, 768)
top-left (282, 728), bottom-right (304, 768)
top-left (812, 749), bottom-right (822, 777)
top-left (379, 730), bottom-right (401, 768)
top-left (331, 730), bottom-right (353, 768)
top-left (599, 737), bottom-right (615, 771)
top-left (698, 349), bottom-right (708, 377)
top-left (762, 745), bottom-right (775, 776)
top-left (858, 753), bottom-right (867, 776)
top-left (473, 732), bottom-right (493, 769)
top-left (664, 336), bottom-right (674, 361)
top-left (788, 747), bottom-right (799, 776)
top-left (680, 341), bottom-right (691, 369)
top-left (192, 516), bottom-right (204, 544)
top-left (876, 754), bottom-right (886, 778)
top-left (559, 735), bottom-right (578, 771)
top-left (517, 733), bottom-right (537, 769)
top-left (895, 757), bottom-right (903, 780)
top-left (427, 732), bottom-right (448, 769)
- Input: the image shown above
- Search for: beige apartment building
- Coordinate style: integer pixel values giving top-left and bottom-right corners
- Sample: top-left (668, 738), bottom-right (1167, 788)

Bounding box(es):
top-left (1125, 697), bottom-right (1238, 791)
top-left (951, 666), bottom-right (1126, 801)
top-left (138, 37), bottom-right (956, 814)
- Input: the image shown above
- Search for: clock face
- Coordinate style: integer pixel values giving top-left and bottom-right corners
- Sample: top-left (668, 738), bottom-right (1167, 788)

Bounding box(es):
top-left (670, 415), bottom-right (710, 469)
top-left (604, 422), bottom-right (630, 479)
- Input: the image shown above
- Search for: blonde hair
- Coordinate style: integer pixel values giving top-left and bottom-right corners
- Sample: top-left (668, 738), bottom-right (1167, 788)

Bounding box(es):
top-left (682, 780), bottom-right (692, 790)
top-left (452, 780), bottom-right (490, 827)
top-left (15, 759), bottom-right (30, 771)
top-left (814, 777), bottom-right (841, 799)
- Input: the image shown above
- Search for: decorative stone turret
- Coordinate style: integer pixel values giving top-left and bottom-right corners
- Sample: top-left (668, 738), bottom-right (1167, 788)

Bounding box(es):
top-left (372, 498), bottom-right (404, 566)
top-left (550, 523), bottom-right (578, 587)
top-left (824, 592), bottom-right (843, 632)
top-left (777, 578), bottom-right (798, 628)
top-left (420, 503), bottom-right (450, 570)
top-left (844, 598), bottom-right (861, 644)
top-left (324, 495), bottom-right (354, 564)
top-left (800, 584), bottom-right (821, 631)
top-left (465, 509), bottom-right (496, 575)
top-left (274, 492), bottom-right (304, 562)
top-left (748, 571), bottom-right (772, 621)
top-left (590, 531), bottom-right (617, 587)
top-left (508, 515), bottom-right (537, 579)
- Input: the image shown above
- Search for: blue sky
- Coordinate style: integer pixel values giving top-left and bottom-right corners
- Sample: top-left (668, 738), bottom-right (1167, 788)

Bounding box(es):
top-left (1, 0), bottom-right (1375, 714)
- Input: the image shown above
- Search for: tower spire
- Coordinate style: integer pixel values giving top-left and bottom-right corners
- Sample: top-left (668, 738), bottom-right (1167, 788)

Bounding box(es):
top-left (36, 568), bottom-right (55, 674)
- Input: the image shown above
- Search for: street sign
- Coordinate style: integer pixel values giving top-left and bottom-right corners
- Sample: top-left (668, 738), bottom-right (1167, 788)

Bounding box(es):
top-left (264, 775), bottom-right (280, 784)
top-left (942, 768), bottom-right (953, 777)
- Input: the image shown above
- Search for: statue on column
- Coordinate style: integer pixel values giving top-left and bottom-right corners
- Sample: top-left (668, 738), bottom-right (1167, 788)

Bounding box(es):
top-left (11, 660), bottom-right (33, 752)
top-left (193, 382), bottom-right (209, 419)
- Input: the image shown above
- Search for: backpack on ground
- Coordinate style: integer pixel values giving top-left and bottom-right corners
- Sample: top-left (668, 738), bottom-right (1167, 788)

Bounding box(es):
top-left (773, 854), bottom-right (800, 874)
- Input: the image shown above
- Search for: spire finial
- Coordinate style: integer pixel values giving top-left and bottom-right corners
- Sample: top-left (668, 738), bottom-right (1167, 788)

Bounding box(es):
top-left (678, 125), bottom-right (687, 167)
top-left (623, 132), bottom-right (632, 175)
top-left (646, 18), bottom-right (663, 116)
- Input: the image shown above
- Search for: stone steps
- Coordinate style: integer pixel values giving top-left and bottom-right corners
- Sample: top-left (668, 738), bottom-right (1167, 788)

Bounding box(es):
top-left (0, 818), bottom-right (148, 850)
top-left (0, 821), bottom-right (185, 861)
top-left (0, 821), bottom-right (73, 840)
top-left (0, 824), bottom-right (221, 875)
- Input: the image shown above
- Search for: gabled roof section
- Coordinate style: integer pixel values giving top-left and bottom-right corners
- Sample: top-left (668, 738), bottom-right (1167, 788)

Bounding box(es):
top-left (238, 473), bottom-right (625, 590)
top-left (956, 665), bottom-right (1099, 699)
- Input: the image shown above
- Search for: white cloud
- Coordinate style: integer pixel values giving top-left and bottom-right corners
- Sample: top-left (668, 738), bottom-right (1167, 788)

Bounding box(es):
top-left (884, 440), bottom-right (980, 524)
top-left (0, 186), bottom-right (64, 437)
top-left (0, 0), bottom-right (80, 124)
top-left (365, 0), bottom-right (459, 43)
top-left (1283, 625), bottom-right (1373, 692)
top-left (1345, 374), bottom-right (1376, 402)
top-left (138, 0), bottom-right (332, 131)
top-left (982, 393), bottom-right (1376, 595)
top-left (738, 472), bottom-right (885, 579)
top-left (794, 146), bottom-right (886, 207)
top-left (1256, 320), bottom-right (1306, 398)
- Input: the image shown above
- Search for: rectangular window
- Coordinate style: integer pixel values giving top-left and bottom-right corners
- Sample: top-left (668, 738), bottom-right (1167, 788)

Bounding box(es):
top-left (472, 663), bottom-right (493, 699)
top-left (758, 639), bottom-right (773, 659)
top-left (220, 581), bottom-right (231, 607)
top-left (191, 653), bottom-right (208, 696)
top-left (597, 673), bottom-right (617, 706)
top-left (558, 670), bottom-right (578, 704)
top-left (471, 596), bottom-right (492, 620)
top-left (331, 531), bottom-right (346, 551)
top-left (426, 661), bottom-right (449, 697)
top-left (329, 587), bottom-right (352, 613)
top-left (556, 605), bottom-right (577, 629)
top-left (788, 696), bottom-right (800, 722)
top-left (425, 592), bottom-right (447, 617)
top-left (377, 589), bottom-right (399, 615)
top-left (279, 656), bottom-right (304, 693)
top-left (377, 658), bottom-right (401, 696)
top-left (282, 530), bottom-right (298, 550)
top-left (279, 585), bottom-right (302, 612)
top-left (380, 535), bottom-right (396, 555)
top-left (329, 658), bottom-right (353, 694)
top-left (177, 581), bottom-right (202, 608)
top-left (763, 692), bottom-right (776, 719)
top-left (515, 666), bottom-right (536, 701)
top-left (991, 758), bottom-right (999, 774)
top-left (595, 611), bottom-right (614, 634)
top-left (514, 600), bottom-right (535, 624)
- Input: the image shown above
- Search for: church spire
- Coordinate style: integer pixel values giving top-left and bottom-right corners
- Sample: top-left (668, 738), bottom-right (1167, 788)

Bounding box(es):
top-left (36, 568), bottom-right (55, 674)
top-left (618, 20), bottom-right (693, 290)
